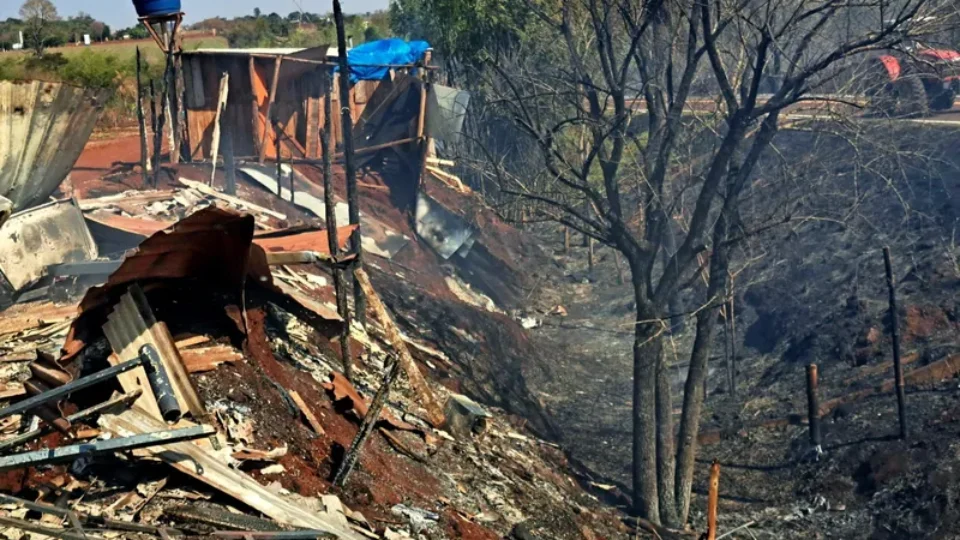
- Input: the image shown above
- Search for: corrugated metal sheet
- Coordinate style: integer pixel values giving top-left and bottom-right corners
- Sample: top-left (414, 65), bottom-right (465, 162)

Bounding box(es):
top-left (0, 199), bottom-right (98, 292)
top-left (0, 80), bottom-right (112, 212)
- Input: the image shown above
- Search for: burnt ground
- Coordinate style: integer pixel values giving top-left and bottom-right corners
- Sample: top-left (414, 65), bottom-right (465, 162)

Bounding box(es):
top-left (521, 125), bottom-right (960, 538)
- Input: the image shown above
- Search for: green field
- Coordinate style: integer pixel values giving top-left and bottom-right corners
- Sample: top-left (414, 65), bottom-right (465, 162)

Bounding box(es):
top-left (0, 35), bottom-right (228, 63)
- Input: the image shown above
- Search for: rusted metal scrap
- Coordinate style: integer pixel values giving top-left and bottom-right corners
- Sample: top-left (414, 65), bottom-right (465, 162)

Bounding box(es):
top-left (0, 199), bottom-right (98, 305)
top-left (57, 207), bottom-right (341, 368)
top-left (0, 80), bottom-right (112, 212)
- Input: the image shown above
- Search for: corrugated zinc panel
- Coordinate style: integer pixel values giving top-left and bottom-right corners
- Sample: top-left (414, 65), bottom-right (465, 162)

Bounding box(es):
top-left (0, 81), bottom-right (112, 212)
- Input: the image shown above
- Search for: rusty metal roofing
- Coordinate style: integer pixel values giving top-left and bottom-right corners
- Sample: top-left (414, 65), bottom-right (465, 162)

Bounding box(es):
top-left (0, 80), bottom-right (112, 212)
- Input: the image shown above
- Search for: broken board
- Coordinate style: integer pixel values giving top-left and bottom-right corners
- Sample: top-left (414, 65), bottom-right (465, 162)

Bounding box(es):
top-left (99, 409), bottom-right (363, 538)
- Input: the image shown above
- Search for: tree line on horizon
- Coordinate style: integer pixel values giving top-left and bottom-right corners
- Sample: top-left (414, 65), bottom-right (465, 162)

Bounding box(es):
top-left (1, 1), bottom-right (391, 54)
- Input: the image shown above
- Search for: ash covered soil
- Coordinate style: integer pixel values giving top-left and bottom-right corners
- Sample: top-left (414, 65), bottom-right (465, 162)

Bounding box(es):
top-left (521, 127), bottom-right (960, 539)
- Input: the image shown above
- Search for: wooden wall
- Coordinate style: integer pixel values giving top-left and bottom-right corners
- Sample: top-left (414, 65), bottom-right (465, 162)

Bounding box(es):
top-left (183, 52), bottom-right (385, 161)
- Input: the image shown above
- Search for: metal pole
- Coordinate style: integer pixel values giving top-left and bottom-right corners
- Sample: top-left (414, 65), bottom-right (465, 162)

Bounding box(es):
top-left (0, 359), bottom-right (147, 420)
top-left (0, 390), bottom-right (141, 452)
top-left (0, 425), bottom-right (214, 472)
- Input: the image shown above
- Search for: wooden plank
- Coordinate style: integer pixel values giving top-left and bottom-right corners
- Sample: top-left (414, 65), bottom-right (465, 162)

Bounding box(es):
top-left (259, 56), bottom-right (284, 165)
top-left (174, 335), bottom-right (211, 349)
top-left (306, 74), bottom-right (321, 159)
top-left (0, 385), bottom-right (25, 400)
top-left (289, 390), bottom-right (325, 435)
top-left (354, 269), bottom-right (445, 427)
top-left (210, 72), bottom-right (230, 184)
top-left (249, 56), bottom-right (262, 158)
top-left (181, 345), bottom-right (242, 374)
top-left (104, 285), bottom-right (206, 420)
top-left (103, 351), bottom-right (163, 421)
top-left (178, 178), bottom-right (286, 220)
top-left (98, 409), bottom-right (361, 537)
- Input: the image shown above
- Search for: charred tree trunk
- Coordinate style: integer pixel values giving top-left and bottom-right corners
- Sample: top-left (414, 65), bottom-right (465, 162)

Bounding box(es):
top-left (628, 255), bottom-right (662, 523)
top-left (674, 216), bottom-right (731, 523)
top-left (656, 348), bottom-right (679, 527)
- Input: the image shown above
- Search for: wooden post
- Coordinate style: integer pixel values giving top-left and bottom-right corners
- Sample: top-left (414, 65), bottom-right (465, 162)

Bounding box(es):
top-left (883, 246), bottom-right (908, 439)
top-left (706, 460), bottom-right (720, 540)
top-left (563, 226), bottom-right (570, 253)
top-left (249, 57), bottom-right (261, 158)
top-left (614, 252), bottom-right (625, 285)
top-left (334, 0), bottom-right (367, 326)
top-left (322, 70), bottom-right (353, 381)
top-left (729, 278), bottom-right (738, 392)
top-left (152, 56), bottom-right (170, 189)
top-left (135, 47), bottom-right (149, 186)
top-left (210, 72), bottom-right (230, 185)
top-left (174, 46), bottom-right (189, 163)
top-left (332, 355), bottom-right (402, 487)
top-left (275, 117), bottom-right (283, 195)
top-left (148, 80), bottom-right (158, 178)
top-left (164, 40), bottom-right (178, 165)
top-left (258, 55), bottom-right (284, 165)
top-left (806, 363), bottom-right (821, 449)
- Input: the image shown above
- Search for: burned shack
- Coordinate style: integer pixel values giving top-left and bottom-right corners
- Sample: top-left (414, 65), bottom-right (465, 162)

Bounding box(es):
top-left (0, 35), bottom-right (629, 540)
top-left (181, 45), bottom-right (428, 162)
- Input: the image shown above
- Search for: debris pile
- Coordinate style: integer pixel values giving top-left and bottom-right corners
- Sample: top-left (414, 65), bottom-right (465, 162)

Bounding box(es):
top-left (0, 164), bottom-right (624, 538)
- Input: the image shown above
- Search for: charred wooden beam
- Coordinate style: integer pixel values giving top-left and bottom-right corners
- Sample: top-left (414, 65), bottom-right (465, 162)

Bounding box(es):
top-left (136, 46), bottom-right (149, 184)
top-left (332, 355), bottom-right (402, 487)
top-left (354, 268), bottom-right (445, 426)
top-left (0, 492), bottom-right (175, 535)
top-left (322, 68), bottom-right (353, 381)
top-left (883, 246), bottom-right (908, 439)
top-left (333, 0), bottom-right (367, 326)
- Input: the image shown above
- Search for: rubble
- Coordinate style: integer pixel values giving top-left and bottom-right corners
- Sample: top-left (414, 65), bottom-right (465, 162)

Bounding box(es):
top-left (0, 50), bottom-right (629, 540)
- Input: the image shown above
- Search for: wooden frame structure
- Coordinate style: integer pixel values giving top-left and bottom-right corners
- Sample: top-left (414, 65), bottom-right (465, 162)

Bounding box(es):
top-left (181, 47), bottom-right (431, 164)
top-left (138, 12), bottom-right (184, 54)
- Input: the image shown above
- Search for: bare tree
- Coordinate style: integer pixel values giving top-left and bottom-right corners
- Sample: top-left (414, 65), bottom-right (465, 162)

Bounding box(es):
top-left (19, 0), bottom-right (59, 57)
top-left (475, 0), bottom-right (951, 527)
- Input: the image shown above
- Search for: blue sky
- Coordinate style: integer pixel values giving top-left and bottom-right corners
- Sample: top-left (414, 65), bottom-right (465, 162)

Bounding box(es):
top-left (0, 0), bottom-right (389, 30)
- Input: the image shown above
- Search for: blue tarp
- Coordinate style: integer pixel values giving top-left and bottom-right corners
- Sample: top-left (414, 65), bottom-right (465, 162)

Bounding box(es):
top-left (335, 38), bottom-right (431, 82)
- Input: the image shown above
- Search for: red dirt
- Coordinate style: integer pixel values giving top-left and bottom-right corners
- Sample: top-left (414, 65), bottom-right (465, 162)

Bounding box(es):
top-left (443, 509), bottom-right (500, 540)
top-left (903, 305), bottom-right (951, 342)
top-left (65, 135), bottom-right (154, 197)
top-left (235, 306), bottom-right (442, 524)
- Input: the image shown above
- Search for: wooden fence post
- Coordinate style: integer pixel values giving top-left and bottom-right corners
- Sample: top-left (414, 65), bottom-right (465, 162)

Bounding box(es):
top-left (806, 363), bottom-right (821, 451)
top-left (883, 246), bottom-right (908, 439)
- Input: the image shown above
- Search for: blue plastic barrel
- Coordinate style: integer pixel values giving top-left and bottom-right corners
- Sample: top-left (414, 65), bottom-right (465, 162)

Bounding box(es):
top-left (132, 0), bottom-right (182, 18)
